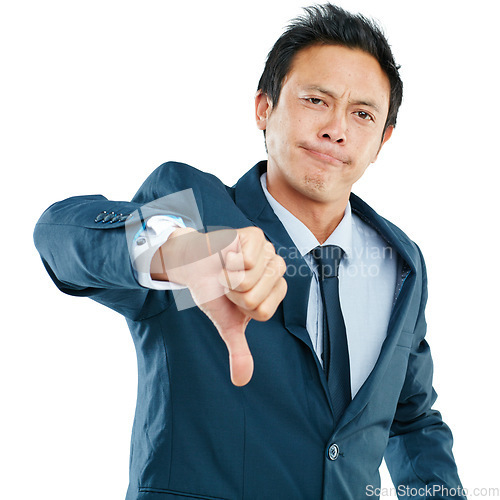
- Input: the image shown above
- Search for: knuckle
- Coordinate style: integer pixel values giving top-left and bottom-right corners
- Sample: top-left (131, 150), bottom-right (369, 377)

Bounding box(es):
top-left (235, 276), bottom-right (251, 292)
top-left (241, 292), bottom-right (258, 311)
top-left (279, 278), bottom-right (288, 298)
top-left (228, 271), bottom-right (247, 291)
top-left (267, 255), bottom-right (285, 278)
top-left (264, 261), bottom-right (278, 279)
top-left (255, 303), bottom-right (273, 321)
top-left (246, 226), bottom-right (265, 241)
top-left (264, 241), bottom-right (276, 256)
top-left (244, 252), bottom-right (257, 270)
top-left (276, 255), bottom-right (287, 275)
top-left (254, 226), bottom-right (265, 238)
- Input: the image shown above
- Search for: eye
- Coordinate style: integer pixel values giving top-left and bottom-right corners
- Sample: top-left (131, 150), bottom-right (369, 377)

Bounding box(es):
top-left (306, 97), bottom-right (325, 106)
top-left (354, 110), bottom-right (374, 121)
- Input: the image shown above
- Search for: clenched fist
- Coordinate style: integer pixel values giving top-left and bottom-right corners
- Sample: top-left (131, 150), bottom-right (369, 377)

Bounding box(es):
top-left (151, 226), bottom-right (287, 386)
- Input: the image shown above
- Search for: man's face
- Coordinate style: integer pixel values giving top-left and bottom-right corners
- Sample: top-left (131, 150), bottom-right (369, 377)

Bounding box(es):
top-left (256, 44), bottom-right (393, 207)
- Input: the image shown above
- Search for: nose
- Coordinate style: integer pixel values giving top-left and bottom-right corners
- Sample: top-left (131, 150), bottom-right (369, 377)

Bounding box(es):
top-left (318, 108), bottom-right (347, 144)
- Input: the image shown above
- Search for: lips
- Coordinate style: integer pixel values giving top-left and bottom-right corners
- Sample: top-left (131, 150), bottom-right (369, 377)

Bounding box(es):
top-left (300, 146), bottom-right (349, 165)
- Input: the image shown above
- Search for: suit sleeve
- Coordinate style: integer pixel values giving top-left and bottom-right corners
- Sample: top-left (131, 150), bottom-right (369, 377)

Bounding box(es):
top-left (33, 162), bottom-right (230, 320)
top-left (384, 248), bottom-right (466, 499)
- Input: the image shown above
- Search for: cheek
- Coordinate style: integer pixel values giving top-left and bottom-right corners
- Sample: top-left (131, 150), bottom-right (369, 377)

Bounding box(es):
top-left (267, 120), bottom-right (293, 155)
top-left (352, 131), bottom-right (383, 163)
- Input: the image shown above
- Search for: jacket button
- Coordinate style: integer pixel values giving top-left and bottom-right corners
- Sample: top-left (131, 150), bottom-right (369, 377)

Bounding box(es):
top-left (328, 443), bottom-right (340, 461)
top-left (103, 212), bottom-right (115, 223)
top-left (94, 211), bottom-right (107, 223)
top-left (110, 214), bottom-right (123, 224)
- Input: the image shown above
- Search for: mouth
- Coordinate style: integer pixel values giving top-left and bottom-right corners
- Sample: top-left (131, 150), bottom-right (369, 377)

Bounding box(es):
top-left (300, 146), bottom-right (349, 166)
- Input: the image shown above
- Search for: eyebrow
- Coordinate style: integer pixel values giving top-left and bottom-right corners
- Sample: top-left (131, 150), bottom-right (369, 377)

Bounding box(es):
top-left (303, 85), bottom-right (382, 113)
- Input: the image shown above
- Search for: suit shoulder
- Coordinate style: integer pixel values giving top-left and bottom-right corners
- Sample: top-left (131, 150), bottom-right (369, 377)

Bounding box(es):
top-left (132, 161), bottom-right (232, 204)
top-left (380, 214), bottom-right (416, 248)
top-left (350, 192), bottom-right (423, 263)
top-left (153, 161), bottom-right (226, 186)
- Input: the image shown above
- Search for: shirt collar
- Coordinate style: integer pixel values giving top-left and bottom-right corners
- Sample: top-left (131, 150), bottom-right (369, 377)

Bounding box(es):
top-left (260, 173), bottom-right (353, 259)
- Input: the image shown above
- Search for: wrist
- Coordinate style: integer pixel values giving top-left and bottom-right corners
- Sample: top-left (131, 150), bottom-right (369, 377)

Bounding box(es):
top-left (151, 227), bottom-right (198, 283)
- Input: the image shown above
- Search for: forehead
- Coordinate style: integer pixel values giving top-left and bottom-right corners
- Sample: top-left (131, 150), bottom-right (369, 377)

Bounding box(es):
top-left (284, 44), bottom-right (391, 110)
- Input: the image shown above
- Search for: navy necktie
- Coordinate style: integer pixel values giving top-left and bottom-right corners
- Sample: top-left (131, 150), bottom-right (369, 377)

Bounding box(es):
top-left (311, 245), bottom-right (351, 426)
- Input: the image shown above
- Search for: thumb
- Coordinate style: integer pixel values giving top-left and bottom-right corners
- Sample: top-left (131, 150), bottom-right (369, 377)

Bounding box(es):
top-left (219, 324), bottom-right (254, 387)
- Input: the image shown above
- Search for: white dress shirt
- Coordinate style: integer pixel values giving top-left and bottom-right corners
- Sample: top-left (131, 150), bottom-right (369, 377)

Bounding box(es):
top-left (259, 174), bottom-right (398, 396)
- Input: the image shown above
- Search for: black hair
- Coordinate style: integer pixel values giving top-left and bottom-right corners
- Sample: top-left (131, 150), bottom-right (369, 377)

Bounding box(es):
top-left (257, 3), bottom-right (403, 131)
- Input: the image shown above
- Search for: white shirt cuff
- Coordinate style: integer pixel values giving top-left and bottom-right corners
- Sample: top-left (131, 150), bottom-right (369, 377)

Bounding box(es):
top-left (130, 215), bottom-right (188, 290)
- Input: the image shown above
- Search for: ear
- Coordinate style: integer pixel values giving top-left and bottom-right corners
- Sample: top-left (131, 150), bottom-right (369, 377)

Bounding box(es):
top-left (255, 91), bottom-right (272, 131)
top-left (372, 125), bottom-right (394, 163)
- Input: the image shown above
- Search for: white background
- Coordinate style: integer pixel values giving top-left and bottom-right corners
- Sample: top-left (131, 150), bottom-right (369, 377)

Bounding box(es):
top-left (1, 0), bottom-right (499, 498)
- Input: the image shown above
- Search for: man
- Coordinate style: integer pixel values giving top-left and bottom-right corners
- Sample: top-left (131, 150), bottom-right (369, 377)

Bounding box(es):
top-left (34, 4), bottom-right (465, 499)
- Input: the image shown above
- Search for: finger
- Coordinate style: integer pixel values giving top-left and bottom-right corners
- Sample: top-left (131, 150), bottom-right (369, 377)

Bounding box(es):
top-left (225, 254), bottom-right (286, 311)
top-left (243, 276), bottom-right (288, 322)
top-left (224, 227), bottom-right (268, 272)
top-left (218, 325), bottom-right (254, 387)
top-left (218, 251), bottom-right (246, 289)
top-left (221, 241), bottom-right (275, 290)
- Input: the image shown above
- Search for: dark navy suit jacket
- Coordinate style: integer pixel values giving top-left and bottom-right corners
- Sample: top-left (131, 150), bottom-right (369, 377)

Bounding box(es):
top-left (34, 161), bottom-right (464, 499)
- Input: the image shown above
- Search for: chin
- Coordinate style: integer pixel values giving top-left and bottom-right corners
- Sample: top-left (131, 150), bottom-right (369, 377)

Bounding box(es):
top-left (302, 170), bottom-right (351, 201)
top-left (296, 179), bottom-right (331, 203)
top-left (304, 170), bottom-right (337, 191)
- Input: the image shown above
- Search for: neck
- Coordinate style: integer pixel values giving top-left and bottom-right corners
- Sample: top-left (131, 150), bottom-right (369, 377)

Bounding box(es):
top-left (266, 176), bottom-right (349, 244)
